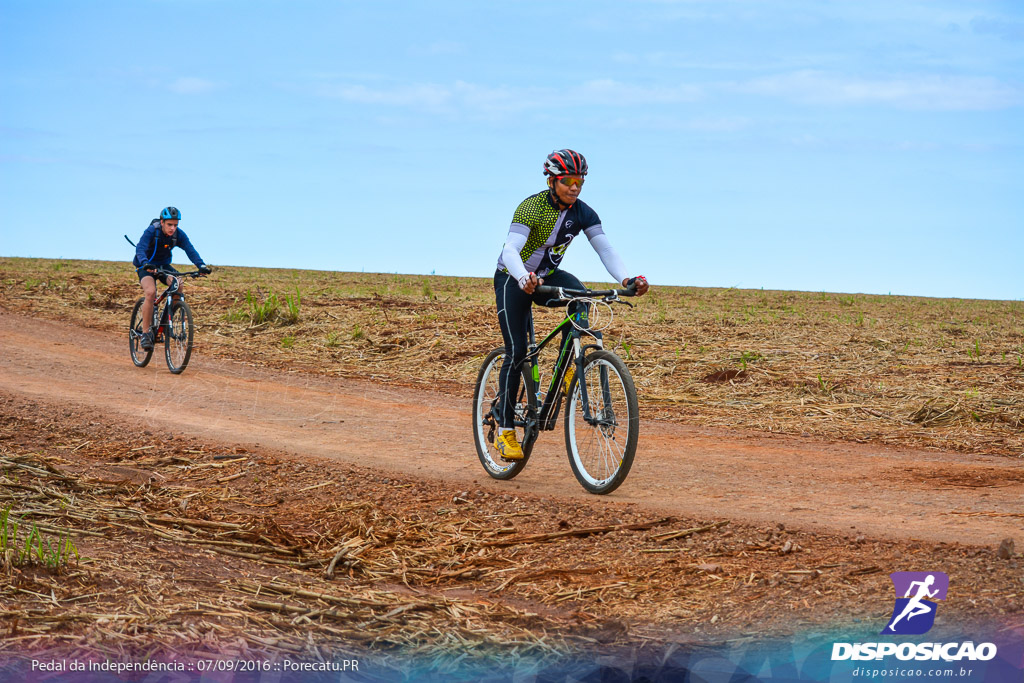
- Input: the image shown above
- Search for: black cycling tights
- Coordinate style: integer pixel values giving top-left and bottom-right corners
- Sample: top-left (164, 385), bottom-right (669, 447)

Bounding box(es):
top-left (493, 269), bottom-right (588, 429)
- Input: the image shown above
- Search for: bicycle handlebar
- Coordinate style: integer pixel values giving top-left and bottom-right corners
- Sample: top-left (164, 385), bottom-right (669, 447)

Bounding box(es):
top-left (149, 266), bottom-right (209, 279)
top-left (534, 282), bottom-right (637, 301)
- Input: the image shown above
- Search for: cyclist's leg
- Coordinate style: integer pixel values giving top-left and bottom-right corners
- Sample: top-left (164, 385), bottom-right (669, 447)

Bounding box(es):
top-left (536, 269), bottom-right (584, 291)
top-left (537, 270), bottom-right (589, 393)
top-left (139, 274), bottom-right (157, 333)
top-left (164, 266), bottom-right (183, 303)
top-left (494, 271), bottom-right (532, 429)
top-left (536, 269), bottom-right (589, 342)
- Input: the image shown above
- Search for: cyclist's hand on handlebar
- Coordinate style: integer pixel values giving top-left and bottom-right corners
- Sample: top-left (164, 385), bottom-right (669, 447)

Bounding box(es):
top-left (198, 264), bottom-right (213, 275)
top-left (623, 276), bottom-right (649, 296)
top-left (518, 272), bottom-right (543, 294)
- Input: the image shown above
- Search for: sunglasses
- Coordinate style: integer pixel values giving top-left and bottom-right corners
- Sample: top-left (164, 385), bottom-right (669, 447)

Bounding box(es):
top-left (557, 175), bottom-right (585, 188)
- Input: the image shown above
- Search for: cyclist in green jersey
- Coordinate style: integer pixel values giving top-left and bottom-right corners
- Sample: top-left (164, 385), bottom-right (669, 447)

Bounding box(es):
top-left (493, 149), bottom-right (649, 459)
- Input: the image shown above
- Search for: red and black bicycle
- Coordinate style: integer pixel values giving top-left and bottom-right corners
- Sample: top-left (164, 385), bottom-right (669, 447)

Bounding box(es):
top-left (128, 267), bottom-right (207, 374)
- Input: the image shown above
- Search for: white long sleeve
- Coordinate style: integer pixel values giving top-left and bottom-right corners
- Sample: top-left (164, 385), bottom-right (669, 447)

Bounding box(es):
top-left (500, 231), bottom-right (531, 286)
top-left (586, 230), bottom-right (629, 284)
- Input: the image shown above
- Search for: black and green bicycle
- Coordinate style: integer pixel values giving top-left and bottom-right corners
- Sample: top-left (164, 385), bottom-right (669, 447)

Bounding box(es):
top-left (472, 283), bottom-right (640, 495)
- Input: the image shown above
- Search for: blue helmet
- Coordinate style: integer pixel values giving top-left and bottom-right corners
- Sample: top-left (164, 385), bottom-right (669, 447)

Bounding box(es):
top-left (160, 206), bottom-right (181, 221)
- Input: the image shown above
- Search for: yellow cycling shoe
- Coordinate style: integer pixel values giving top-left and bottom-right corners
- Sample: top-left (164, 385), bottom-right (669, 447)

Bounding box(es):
top-left (494, 429), bottom-right (524, 460)
top-left (563, 364), bottom-right (576, 395)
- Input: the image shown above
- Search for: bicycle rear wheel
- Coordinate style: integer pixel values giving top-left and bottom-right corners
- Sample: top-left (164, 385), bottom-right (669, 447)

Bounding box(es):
top-left (165, 300), bottom-right (194, 374)
top-left (472, 348), bottom-right (536, 480)
top-left (564, 349), bottom-right (639, 495)
top-left (128, 298), bottom-right (153, 367)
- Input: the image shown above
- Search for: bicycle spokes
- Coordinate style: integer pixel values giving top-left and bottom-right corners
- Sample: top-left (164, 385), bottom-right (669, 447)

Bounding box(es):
top-left (473, 349), bottom-right (534, 480)
top-left (565, 351), bottom-right (639, 495)
top-left (592, 364), bottom-right (617, 427)
top-left (164, 302), bottom-right (194, 374)
top-left (128, 298), bottom-right (154, 367)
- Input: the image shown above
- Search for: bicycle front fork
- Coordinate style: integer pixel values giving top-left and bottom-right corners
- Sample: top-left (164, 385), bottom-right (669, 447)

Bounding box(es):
top-left (572, 333), bottom-right (617, 427)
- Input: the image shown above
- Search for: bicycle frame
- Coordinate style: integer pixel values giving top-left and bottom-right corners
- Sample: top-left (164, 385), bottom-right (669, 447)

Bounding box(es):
top-left (515, 284), bottom-right (634, 449)
top-left (519, 311), bottom-right (597, 433)
top-left (474, 281), bottom-right (640, 493)
top-left (149, 272), bottom-right (186, 340)
top-left (133, 268), bottom-right (203, 344)
top-left (129, 266), bottom-right (208, 374)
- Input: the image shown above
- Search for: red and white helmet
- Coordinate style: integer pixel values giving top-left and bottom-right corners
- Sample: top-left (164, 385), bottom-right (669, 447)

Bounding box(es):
top-left (543, 149), bottom-right (588, 177)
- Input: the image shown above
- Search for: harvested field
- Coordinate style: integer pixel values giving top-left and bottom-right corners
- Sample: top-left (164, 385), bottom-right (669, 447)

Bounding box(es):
top-left (0, 257), bottom-right (1022, 676)
top-left (0, 398), bottom-right (1020, 668)
top-left (3, 257), bottom-right (1022, 456)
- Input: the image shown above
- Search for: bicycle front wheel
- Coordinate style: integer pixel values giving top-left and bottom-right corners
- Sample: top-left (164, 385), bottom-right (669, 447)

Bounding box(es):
top-left (472, 348), bottom-right (536, 480)
top-left (564, 349), bottom-right (639, 495)
top-left (165, 301), bottom-right (194, 374)
top-left (129, 298), bottom-right (154, 368)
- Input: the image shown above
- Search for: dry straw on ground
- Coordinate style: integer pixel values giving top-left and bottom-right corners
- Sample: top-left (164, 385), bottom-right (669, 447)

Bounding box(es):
top-left (2, 259), bottom-right (1023, 667)
top-left (1, 404), bottom-right (1019, 665)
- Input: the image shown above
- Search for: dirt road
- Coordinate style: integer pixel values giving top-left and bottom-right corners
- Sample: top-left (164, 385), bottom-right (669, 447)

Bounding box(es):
top-left (2, 311), bottom-right (1021, 548)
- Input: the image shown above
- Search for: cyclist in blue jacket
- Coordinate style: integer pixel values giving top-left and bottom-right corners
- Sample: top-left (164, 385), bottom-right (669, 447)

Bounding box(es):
top-left (132, 206), bottom-right (212, 350)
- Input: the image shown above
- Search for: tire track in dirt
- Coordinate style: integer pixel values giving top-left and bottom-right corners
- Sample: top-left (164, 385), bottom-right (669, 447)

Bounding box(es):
top-left (1, 310), bottom-right (1021, 547)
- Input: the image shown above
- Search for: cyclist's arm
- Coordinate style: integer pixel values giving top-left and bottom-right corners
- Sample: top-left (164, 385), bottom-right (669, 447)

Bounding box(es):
top-left (500, 227), bottom-right (532, 288)
top-left (583, 226), bottom-right (629, 285)
top-left (176, 229), bottom-right (206, 268)
top-left (135, 227), bottom-right (156, 271)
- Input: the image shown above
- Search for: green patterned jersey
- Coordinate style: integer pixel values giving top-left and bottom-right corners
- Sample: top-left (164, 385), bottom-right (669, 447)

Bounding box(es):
top-left (496, 190), bottom-right (604, 278)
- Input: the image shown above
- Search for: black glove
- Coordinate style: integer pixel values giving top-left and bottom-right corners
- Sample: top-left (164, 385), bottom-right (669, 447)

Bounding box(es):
top-left (198, 265), bottom-right (213, 275)
top-left (139, 261), bottom-right (153, 273)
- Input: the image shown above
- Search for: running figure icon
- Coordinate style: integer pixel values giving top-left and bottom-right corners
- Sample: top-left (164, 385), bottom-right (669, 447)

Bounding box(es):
top-left (887, 575), bottom-right (938, 631)
top-left (881, 571), bottom-right (949, 635)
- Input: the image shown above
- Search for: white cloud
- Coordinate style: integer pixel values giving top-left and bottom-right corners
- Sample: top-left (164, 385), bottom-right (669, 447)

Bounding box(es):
top-left (610, 50), bottom-right (843, 72)
top-left (601, 113), bottom-right (751, 133)
top-left (739, 70), bottom-right (1023, 110)
top-left (168, 77), bottom-right (218, 95)
top-left (686, 116), bottom-right (751, 132)
top-left (307, 70), bottom-right (1020, 120)
top-left (410, 41), bottom-right (466, 56)
top-left (971, 16), bottom-right (1024, 42)
top-left (450, 81), bottom-right (543, 115)
top-left (319, 83), bottom-right (452, 109)
top-left (316, 80), bottom-right (546, 117)
top-left (571, 79), bottom-right (703, 105)
top-left (313, 78), bottom-right (703, 115)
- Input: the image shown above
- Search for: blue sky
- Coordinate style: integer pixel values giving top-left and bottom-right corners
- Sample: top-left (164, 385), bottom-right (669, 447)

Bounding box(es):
top-left (2, 1), bottom-right (1022, 300)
